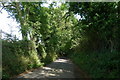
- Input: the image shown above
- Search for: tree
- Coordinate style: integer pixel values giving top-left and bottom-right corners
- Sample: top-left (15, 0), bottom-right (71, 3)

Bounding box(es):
top-left (69, 2), bottom-right (119, 52)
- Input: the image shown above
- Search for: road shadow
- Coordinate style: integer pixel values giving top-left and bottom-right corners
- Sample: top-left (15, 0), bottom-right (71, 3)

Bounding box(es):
top-left (14, 58), bottom-right (90, 80)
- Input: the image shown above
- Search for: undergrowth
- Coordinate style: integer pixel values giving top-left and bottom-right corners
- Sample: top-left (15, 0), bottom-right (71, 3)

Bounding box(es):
top-left (42, 52), bottom-right (58, 65)
top-left (2, 40), bottom-right (43, 79)
top-left (70, 51), bottom-right (120, 78)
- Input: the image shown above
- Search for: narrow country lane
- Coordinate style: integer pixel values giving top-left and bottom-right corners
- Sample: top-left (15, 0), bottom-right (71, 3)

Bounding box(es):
top-left (16, 58), bottom-right (90, 80)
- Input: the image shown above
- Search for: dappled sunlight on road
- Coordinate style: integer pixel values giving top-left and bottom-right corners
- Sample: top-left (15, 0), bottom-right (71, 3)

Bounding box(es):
top-left (55, 59), bottom-right (69, 63)
top-left (17, 58), bottom-right (75, 78)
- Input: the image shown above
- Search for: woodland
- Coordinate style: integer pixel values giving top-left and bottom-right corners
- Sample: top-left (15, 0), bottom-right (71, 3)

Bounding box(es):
top-left (1, 2), bottom-right (120, 78)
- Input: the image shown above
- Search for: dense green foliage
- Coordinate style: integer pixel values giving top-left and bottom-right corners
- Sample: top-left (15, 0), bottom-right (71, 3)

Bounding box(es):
top-left (70, 51), bottom-right (120, 78)
top-left (68, 2), bottom-right (120, 78)
top-left (2, 40), bottom-right (43, 78)
top-left (1, 2), bottom-right (120, 78)
top-left (69, 2), bottom-right (120, 52)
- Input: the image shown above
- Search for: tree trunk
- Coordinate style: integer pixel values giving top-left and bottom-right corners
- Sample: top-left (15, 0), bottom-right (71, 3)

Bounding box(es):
top-left (15, 2), bottom-right (28, 40)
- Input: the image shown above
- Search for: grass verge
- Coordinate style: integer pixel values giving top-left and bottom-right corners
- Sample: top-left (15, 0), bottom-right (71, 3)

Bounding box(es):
top-left (70, 51), bottom-right (120, 78)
